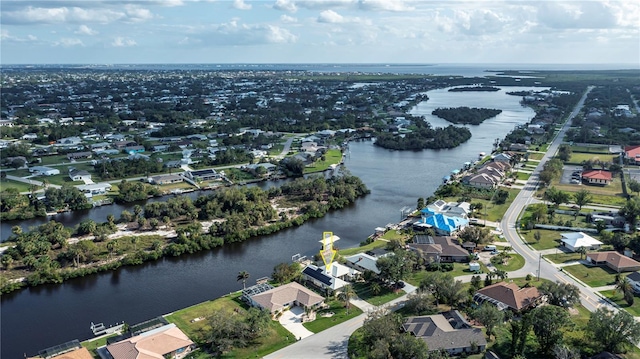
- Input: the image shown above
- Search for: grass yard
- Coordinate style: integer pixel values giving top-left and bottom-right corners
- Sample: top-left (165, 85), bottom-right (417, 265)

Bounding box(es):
top-left (338, 240), bottom-right (387, 257)
top-left (304, 149), bottom-right (343, 174)
top-left (82, 334), bottom-right (118, 356)
top-left (405, 263), bottom-right (490, 286)
top-left (540, 180), bottom-right (627, 206)
top-left (545, 252), bottom-right (583, 264)
top-left (447, 188), bottom-right (520, 223)
top-left (380, 230), bottom-right (411, 242)
top-left (569, 144), bottom-right (610, 154)
top-left (567, 152), bottom-right (618, 165)
top-left (562, 263), bottom-right (618, 287)
top-left (0, 178), bottom-right (39, 192)
top-left (302, 299), bottom-right (362, 333)
top-left (527, 152), bottom-right (545, 161)
top-left (352, 282), bottom-right (404, 306)
top-left (223, 323), bottom-right (293, 359)
top-left (599, 289), bottom-right (640, 317)
top-left (515, 171), bottom-right (532, 181)
top-left (520, 229), bottom-right (562, 250)
top-left (38, 154), bottom-right (70, 165)
top-left (492, 253), bottom-right (526, 272)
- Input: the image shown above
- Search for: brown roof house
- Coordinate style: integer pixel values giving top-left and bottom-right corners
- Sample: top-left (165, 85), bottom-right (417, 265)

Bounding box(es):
top-left (106, 323), bottom-right (194, 359)
top-left (473, 282), bottom-right (545, 312)
top-left (247, 282), bottom-right (324, 314)
top-left (403, 310), bottom-right (486, 355)
top-left (586, 251), bottom-right (640, 272)
top-left (407, 235), bottom-right (471, 263)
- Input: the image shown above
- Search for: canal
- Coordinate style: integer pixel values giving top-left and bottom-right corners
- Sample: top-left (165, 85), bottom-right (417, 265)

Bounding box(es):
top-left (2, 86), bottom-right (538, 358)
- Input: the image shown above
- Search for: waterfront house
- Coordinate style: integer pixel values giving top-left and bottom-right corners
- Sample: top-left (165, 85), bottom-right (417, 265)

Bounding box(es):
top-left (69, 169), bottom-right (92, 182)
top-left (407, 235), bottom-right (470, 263)
top-left (246, 282), bottom-right (324, 314)
top-left (77, 183), bottom-right (112, 195)
top-left (492, 153), bottom-right (512, 163)
top-left (106, 323), bottom-right (194, 359)
top-left (302, 264), bottom-right (350, 292)
top-left (581, 170), bottom-right (612, 185)
top-left (344, 252), bottom-right (381, 274)
top-left (473, 282), bottom-right (545, 312)
top-left (29, 166), bottom-right (60, 176)
top-left (30, 340), bottom-right (94, 359)
top-left (560, 232), bottom-right (603, 252)
top-left (586, 251), bottom-right (640, 272)
top-left (413, 209), bottom-right (469, 236)
top-left (402, 311), bottom-right (486, 355)
top-left (150, 174), bottom-right (184, 185)
top-left (426, 199), bottom-right (471, 219)
top-left (186, 169), bottom-right (218, 182)
top-left (466, 173), bottom-right (498, 189)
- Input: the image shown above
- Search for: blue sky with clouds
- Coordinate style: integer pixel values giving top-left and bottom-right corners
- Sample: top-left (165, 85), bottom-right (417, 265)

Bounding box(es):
top-left (1, 0), bottom-right (638, 64)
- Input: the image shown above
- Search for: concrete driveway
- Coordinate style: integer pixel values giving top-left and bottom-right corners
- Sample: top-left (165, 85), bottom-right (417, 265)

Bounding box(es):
top-left (279, 306), bottom-right (314, 340)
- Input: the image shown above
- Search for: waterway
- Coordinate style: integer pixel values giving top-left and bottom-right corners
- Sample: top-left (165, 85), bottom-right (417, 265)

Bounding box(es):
top-left (2, 86), bottom-right (538, 358)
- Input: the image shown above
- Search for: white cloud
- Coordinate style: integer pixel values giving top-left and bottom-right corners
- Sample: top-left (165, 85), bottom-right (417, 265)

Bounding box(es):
top-left (54, 37), bottom-right (84, 47)
top-left (232, 0), bottom-right (252, 10)
top-left (273, 0), bottom-right (297, 12)
top-left (357, 0), bottom-right (412, 12)
top-left (536, 2), bottom-right (617, 29)
top-left (112, 36), bottom-right (137, 47)
top-left (280, 14), bottom-right (298, 23)
top-left (317, 9), bottom-right (369, 24)
top-left (75, 25), bottom-right (97, 35)
top-left (1, 5), bottom-right (155, 25)
top-left (123, 5), bottom-right (155, 22)
top-left (0, 29), bottom-right (38, 43)
top-left (191, 20), bottom-right (297, 46)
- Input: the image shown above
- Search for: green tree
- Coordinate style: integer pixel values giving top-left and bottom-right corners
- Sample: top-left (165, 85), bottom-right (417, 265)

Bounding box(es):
top-left (534, 230), bottom-right (542, 243)
top-left (236, 270), bottom-right (250, 290)
top-left (557, 144), bottom-right (572, 162)
top-left (530, 305), bottom-right (571, 356)
top-left (616, 277), bottom-right (635, 306)
top-left (629, 179), bottom-right (640, 196)
top-left (577, 246), bottom-right (587, 260)
top-left (370, 282), bottom-right (382, 296)
top-left (588, 307), bottom-right (640, 353)
top-left (272, 262), bottom-right (301, 284)
top-left (417, 197), bottom-right (425, 210)
top-left (376, 251), bottom-right (414, 286)
top-left (419, 271), bottom-right (464, 307)
top-left (539, 281), bottom-right (580, 308)
top-left (573, 189), bottom-right (592, 212)
top-left (338, 284), bottom-right (356, 314)
top-left (474, 304), bottom-right (503, 340)
top-left (619, 197), bottom-right (640, 231)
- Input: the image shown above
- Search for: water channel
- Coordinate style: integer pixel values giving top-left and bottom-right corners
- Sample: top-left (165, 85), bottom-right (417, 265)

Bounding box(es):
top-left (2, 86), bottom-right (539, 358)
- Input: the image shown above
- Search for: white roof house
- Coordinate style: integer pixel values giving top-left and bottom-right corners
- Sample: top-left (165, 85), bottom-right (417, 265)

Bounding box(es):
top-left (344, 253), bottom-right (380, 274)
top-left (560, 232), bottom-right (603, 252)
top-left (320, 262), bottom-right (360, 280)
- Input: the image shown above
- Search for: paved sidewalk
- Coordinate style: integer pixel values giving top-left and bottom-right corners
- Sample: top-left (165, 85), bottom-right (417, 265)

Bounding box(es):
top-left (592, 285), bottom-right (616, 292)
top-left (279, 306), bottom-right (314, 340)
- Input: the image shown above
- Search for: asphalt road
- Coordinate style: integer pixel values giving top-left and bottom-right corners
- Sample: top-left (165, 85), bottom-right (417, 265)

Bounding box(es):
top-left (267, 85), bottom-right (628, 359)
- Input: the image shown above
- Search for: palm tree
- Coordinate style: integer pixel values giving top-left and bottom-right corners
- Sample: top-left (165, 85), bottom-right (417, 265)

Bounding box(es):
top-left (616, 277), bottom-right (635, 306)
top-left (577, 246), bottom-right (587, 260)
top-left (370, 282), bottom-right (382, 296)
top-left (338, 284), bottom-right (356, 314)
top-left (237, 271), bottom-right (250, 289)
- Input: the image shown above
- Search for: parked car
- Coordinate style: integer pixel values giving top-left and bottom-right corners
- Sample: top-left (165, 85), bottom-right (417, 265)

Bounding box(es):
top-left (570, 179), bottom-right (581, 184)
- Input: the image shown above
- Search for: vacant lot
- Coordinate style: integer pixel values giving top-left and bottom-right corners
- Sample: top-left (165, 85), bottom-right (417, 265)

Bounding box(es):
top-left (562, 263), bottom-right (618, 287)
top-left (520, 228), bottom-right (562, 250)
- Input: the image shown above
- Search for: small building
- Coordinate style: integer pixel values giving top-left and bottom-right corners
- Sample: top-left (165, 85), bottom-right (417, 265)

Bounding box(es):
top-left (560, 232), bottom-right (603, 252)
top-left (402, 311), bottom-right (487, 355)
top-left (67, 151), bottom-right (92, 161)
top-left (586, 251), bottom-right (640, 272)
top-left (474, 282), bottom-right (545, 312)
top-left (581, 169), bottom-right (612, 185)
top-left (69, 169), bottom-right (92, 182)
top-left (106, 323), bottom-right (194, 359)
top-left (29, 166), bottom-right (60, 176)
top-left (246, 281), bottom-right (324, 314)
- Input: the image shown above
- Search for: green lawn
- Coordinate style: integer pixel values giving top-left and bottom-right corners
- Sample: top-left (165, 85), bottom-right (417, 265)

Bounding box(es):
top-left (338, 240), bottom-right (387, 257)
top-left (492, 253), bottom-right (526, 272)
top-left (520, 229), bottom-right (562, 250)
top-left (304, 149), bottom-right (343, 173)
top-left (405, 263), bottom-right (490, 286)
top-left (599, 289), bottom-right (640, 317)
top-left (38, 154), bottom-right (70, 165)
top-left (380, 230), bottom-right (411, 242)
top-left (527, 152), bottom-right (545, 160)
top-left (0, 178), bottom-right (39, 192)
top-left (562, 264), bottom-right (618, 287)
top-left (302, 299), bottom-right (362, 333)
top-left (545, 252), bottom-right (583, 264)
top-left (566, 152), bottom-right (618, 165)
top-left (447, 188), bottom-right (520, 223)
top-left (515, 171), bottom-right (532, 181)
top-left (223, 323), bottom-right (293, 359)
top-left (569, 145), bottom-right (610, 154)
top-left (352, 282), bottom-right (404, 306)
top-left (82, 334), bottom-right (118, 356)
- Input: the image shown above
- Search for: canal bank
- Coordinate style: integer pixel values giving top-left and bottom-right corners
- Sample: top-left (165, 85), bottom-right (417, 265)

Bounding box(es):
top-left (1, 86), bottom-right (538, 358)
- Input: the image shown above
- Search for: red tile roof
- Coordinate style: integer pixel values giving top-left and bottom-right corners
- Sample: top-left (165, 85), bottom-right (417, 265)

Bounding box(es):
top-left (587, 251), bottom-right (640, 270)
top-left (475, 282), bottom-right (542, 311)
top-left (625, 145), bottom-right (640, 159)
top-left (582, 169), bottom-right (612, 181)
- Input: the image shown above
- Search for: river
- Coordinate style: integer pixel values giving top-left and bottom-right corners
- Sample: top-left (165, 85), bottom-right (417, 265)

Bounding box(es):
top-left (1, 86), bottom-right (538, 358)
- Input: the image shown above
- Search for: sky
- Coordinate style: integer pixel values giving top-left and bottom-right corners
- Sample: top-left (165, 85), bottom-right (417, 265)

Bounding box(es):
top-left (1, 0), bottom-right (639, 65)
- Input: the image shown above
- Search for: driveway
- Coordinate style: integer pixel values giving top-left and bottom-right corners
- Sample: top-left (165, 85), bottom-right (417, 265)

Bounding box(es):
top-left (279, 306), bottom-right (314, 340)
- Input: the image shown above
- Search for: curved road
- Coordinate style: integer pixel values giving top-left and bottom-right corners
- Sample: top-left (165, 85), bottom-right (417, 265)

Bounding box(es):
top-left (267, 85), bottom-right (627, 358)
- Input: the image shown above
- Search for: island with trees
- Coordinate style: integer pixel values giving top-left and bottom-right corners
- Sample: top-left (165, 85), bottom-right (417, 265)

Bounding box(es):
top-left (449, 86), bottom-right (500, 92)
top-left (0, 174), bottom-right (369, 293)
top-left (432, 107), bottom-right (502, 125)
top-left (374, 121), bottom-right (472, 151)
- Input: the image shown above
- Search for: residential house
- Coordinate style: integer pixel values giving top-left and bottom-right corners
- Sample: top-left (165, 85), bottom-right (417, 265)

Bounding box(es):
top-left (473, 282), bottom-right (545, 312)
top-left (302, 264), bottom-right (350, 292)
top-left (153, 144), bottom-right (170, 152)
top-left (69, 169), bottom-right (92, 182)
top-left (625, 271), bottom-right (640, 294)
top-left (186, 169), bottom-right (218, 182)
top-left (407, 235), bottom-right (471, 263)
top-left (426, 199), bottom-right (471, 219)
top-left (21, 133), bottom-right (38, 140)
top-left (57, 137), bottom-right (82, 146)
top-left (245, 281), bottom-right (324, 314)
top-left (344, 252), bottom-right (381, 274)
top-left (466, 173), bottom-right (498, 189)
top-left (581, 170), bottom-right (612, 185)
top-left (30, 340), bottom-right (94, 359)
top-left (586, 251), bottom-right (640, 272)
top-left (67, 152), bottom-right (92, 161)
top-left (77, 183), bottom-right (112, 195)
top-left (125, 145), bottom-right (145, 154)
top-left (150, 174), bottom-right (184, 185)
top-left (589, 212), bottom-right (626, 228)
top-left (29, 166), bottom-right (60, 176)
top-left (113, 140), bottom-right (137, 149)
top-left (106, 323), bottom-right (194, 359)
top-left (165, 160), bottom-right (182, 169)
top-left (492, 152), bottom-right (512, 163)
top-left (402, 311), bottom-right (486, 355)
top-left (625, 145), bottom-right (640, 165)
top-left (509, 143), bottom-right (529, 152)
top-left (90, 142), bottom-right (110, 151)
top-left (560, 232), bottom-right (603, 252)
top-left (413, 208), bottom-right (469, 236)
